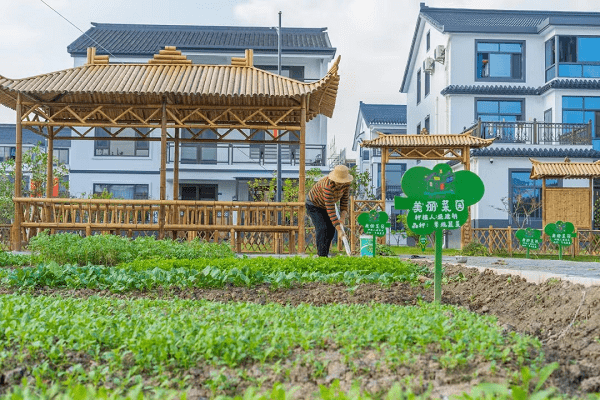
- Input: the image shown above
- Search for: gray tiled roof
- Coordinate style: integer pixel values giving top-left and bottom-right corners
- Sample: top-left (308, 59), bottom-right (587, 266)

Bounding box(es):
top-left (420, 4), bottom-right (600, 34)
top-left (441, 79), bottom-right (600, 96)
top-left (471, 147), bottom-right (600, 158)
top-left (360, 102), bottom-right (407, 125)
top-left (68, 23), bottom-right (336, 56)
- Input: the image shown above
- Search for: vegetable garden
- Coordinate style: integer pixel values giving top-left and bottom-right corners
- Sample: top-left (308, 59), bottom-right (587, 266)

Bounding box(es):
top-left (0, 233), bottom-right (599, 399)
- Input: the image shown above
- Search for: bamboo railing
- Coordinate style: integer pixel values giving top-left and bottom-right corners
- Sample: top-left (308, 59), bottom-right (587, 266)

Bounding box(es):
top-left (471, 226), bottom-right (600, 257)
top-left (13, 198), bottom-right (304, 254)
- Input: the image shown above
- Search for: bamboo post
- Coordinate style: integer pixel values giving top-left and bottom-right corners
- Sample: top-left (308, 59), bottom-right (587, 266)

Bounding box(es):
top-left (507, 226), bottom-right (512, 255)
top-left (542, 178), bottom-right (547, 228)
top-left (461, 147), bottom-right (472, 249)
top-left (12, 94), bottom-right (23, 251)
top-left (172, 128), bottom-right (180, 239)
top-left (350, 196), bottom-right (356, 254)
top-left (381, 150), bottom-right (387, 204)
top-left (488, 225), bottom-right (493, 253)
top-left (590, 178), bottom-right (594, 229)
top-left (298, 95), bottom-right (307, 254)
top-left (159, 101), bottom-right (167, 239)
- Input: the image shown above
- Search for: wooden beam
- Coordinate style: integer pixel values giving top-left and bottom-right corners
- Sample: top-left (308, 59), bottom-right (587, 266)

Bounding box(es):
top-left (298, 95), bottom-right (307, 254)
top-left (46, 128), bottom-right (54, 199)
top-left (159, 101), bottom-right (167, 239)
top-left (381, 150), bottom-right (387, 203)
top-left (173, 128), bottom-right (180, 200)
top-left (542, 178), bottom-right (547, 228)
top-left (13, 93), bottom-right (23, 251)
top-left (591, 178), bottom-right (594, 229)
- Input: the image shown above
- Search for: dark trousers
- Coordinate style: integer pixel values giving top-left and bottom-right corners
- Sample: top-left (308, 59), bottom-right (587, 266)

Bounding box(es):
top-left (306, 203), bottom-right (336, 257)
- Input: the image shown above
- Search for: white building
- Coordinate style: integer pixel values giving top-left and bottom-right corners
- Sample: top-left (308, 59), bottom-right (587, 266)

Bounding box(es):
top-left (352, 102), bottom-right (418, 243)
top-left (401, 3), bottom-right (600, 231)
top-left (66, 23), bottom-right (336, 201)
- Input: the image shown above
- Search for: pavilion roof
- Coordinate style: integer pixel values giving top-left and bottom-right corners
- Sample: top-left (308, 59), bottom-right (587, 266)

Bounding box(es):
top-left (360, 131), bottom-right (494, 148)
top-left (530, 157), bottom-right (600, 179)
top-left (0, 47), bottom-right (340, 122)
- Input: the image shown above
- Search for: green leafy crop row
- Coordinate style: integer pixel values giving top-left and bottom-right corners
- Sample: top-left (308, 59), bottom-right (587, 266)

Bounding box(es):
top-left (0, 257), bottom-right (427, 291)
top-left (0, 295), bottom-right (541, 389)
top-left (27, 231), bottom-right (235, 266)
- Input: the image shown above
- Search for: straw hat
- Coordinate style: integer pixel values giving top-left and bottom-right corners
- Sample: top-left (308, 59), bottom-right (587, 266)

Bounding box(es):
top-left (328, 165), bottom-right (354, 184)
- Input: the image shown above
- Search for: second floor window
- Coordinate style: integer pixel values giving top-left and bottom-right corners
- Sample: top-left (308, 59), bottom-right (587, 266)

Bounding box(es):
top-left (94, 128), bottom-right (149, 157)
top-left (93, 183), bottom-right (149, 200)
top-left (476, 41), bottom-right (523, 81)
top-left (181, 130), bottom-right (217, 164)
top-left (416, 70), bottom-right (421, 104)
top-left (477, 99), bottom-right (523, 122)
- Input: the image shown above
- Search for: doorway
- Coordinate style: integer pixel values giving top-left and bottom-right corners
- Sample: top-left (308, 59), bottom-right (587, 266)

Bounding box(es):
top-left (180, 184), bottom-right (218, 201)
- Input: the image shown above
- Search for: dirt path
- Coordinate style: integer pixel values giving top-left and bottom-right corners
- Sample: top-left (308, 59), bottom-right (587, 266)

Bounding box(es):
top-left (2, 261), bottom-right (600, 395)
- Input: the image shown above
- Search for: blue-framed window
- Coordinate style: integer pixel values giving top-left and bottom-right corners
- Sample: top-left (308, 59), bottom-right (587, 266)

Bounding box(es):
top-left (377, 163), bottom-right (407, 188)
top-left (546, 36), bottom-right (600, 81)
top-left (510, 170), bottom-right (558, 223)
top-left (476, 99), bottom-right (523, 122)
top-left (562, 96), bottom-right (597, 135)
top-left (476, 41), bottom-right (524, 81)
top-left (94, 128), bottom-right (149, 157)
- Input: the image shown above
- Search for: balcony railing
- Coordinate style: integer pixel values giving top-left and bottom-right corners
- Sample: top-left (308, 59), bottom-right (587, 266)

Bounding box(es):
top-left (376, 185), bottom-right (403, 201)
top-left (168, 143), bottom-right (327, 166)
top-left (467, 119), bottom-right (592, 145)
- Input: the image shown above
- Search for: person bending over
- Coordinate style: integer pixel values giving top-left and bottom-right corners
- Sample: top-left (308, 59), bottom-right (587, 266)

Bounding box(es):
top-left (305, 165), bottom-right (353, 257)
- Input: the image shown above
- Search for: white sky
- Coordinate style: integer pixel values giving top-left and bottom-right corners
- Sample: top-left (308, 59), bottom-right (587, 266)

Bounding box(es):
top-left (1, 0), bottom-right (600, 159)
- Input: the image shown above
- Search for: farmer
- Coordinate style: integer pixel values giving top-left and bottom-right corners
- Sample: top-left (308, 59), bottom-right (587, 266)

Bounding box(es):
top-left (305, 165), bottom-right (353, 257)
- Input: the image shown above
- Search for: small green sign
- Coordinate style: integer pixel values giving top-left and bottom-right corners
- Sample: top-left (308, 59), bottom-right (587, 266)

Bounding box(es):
top-left (544, 221), bottom-right (576, 260)
top-left (357, 210), bottom-right (391, 257)
top-left (515, 228), bottom-right (542, 250)
top-left (418, 236), bottom-right (428, 252)
top-left (395, 163), bottom-right (485, 302)
top-left (515, 228), bottom-right (542, 258)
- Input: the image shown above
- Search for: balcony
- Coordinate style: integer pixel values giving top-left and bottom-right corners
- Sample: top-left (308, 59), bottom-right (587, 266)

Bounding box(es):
top-left (168, 143), bottom-right (327, 166)
top-left (468, 119), bottom-right (591, 145)
top-left (376, 185), bottom-right (403, 201)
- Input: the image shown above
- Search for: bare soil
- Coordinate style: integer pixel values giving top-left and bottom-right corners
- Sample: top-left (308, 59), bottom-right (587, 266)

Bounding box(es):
top-left (2, 261), bottom-right (600, 397)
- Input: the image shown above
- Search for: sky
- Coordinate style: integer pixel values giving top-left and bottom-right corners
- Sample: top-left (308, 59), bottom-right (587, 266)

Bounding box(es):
top-left (1, 0), bottom-right (600, 159)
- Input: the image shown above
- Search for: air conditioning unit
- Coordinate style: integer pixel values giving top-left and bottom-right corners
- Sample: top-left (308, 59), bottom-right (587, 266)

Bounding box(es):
top-left (434, 45), bottom-right (446, 64)
top-left (423, 57), bottom-right (435, 74)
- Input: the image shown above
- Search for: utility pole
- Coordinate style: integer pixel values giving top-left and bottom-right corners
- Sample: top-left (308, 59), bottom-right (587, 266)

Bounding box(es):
top-left (276, 11), bottom-right (283, 202)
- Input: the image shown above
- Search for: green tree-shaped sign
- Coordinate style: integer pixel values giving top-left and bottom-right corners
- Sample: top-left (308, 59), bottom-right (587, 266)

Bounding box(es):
top-left (515, 228), bottom-right (542, 258)
top-left (544, 221), bottom-right (576, 260)
top-left (357, 210), bottom-right (391, 257)
top-left (394, 164), bottom-right (484, 236)
top-left (395, 163), bottom-right (485, 301)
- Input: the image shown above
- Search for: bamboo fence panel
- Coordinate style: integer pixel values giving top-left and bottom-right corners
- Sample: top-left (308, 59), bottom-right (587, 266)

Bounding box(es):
top-left (13, 198), bottom-right (304, 254)
top-left (545, 188), bottom-right (591, 229)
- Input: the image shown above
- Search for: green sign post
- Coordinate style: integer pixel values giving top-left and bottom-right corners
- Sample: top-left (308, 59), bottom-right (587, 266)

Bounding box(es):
top-left (357, 210), bottom-right (391, 257)
top-left (418, 236), bottom-right (428, 252)
top-left (544, 221), bottom-right (576, 260)
top-left (395, 163), bottom-right (484, 302)
top-left (515, 228), bottom-right (542, 258)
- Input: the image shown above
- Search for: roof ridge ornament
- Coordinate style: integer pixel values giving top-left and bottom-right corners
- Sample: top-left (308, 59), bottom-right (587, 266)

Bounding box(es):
top-left (148, 46), bottom-right (192, 65)
top-left (86, 47), bottom-right (109, 65)
top-left (231, 49), bottom-right (254, 67)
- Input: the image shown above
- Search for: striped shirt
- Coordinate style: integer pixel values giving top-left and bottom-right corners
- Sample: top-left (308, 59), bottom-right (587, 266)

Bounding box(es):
top-left (307, 177), bottom-right (350, 228)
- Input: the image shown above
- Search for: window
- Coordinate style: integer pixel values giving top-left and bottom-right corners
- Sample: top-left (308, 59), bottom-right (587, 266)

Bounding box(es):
top-left (476, 99), bottom-right (523, 122)
top-left (426, 31), bottom-right (430, 51)
top-left (476, 41), bottom-right (524, 81)
top-left (416, 70), bottom-right (421, 104)
top-left (0, 146), bottom-right (16, 162)
top-left (362, 149), bottom-right (370, 161)
top-left (93, 184), bottom-right (149, 200)
top-left (254, 65), bottom-right (305, 82)
top-left (180, 184), bottom-right (218, 201)
top-left (544, 108), bottom-right (552, 123)
top-left (424, 115), bottom-right (430, 134)
top-left (562, 96), bottom-right (598, 134)
top-left (477, 99), bottom-right (524, 141)
top-left (424, 70), bottom-right (430, 97)
top-left (378, 163), bottom-right (406, 188)
top-left (416, 123), bottom-right (421, 135)
top-left (180, 130), bottom-right (217, 164)
top-left (545, 38), bottom-right (556, 81)
top-left (249, 129), bottom-right (265, 160)
top-left (547, 36), bottom-right (600, 80)
top-left (53, 149), bottom-right (69, 165)
top-left (510, 170), bottom-right (558, 223)
top-left (94, 128), bottom-right (149, 157)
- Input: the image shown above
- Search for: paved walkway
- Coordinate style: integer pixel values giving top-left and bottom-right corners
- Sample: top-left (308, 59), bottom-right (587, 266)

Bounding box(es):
top-left (398, 254), bottom-right (600, 287)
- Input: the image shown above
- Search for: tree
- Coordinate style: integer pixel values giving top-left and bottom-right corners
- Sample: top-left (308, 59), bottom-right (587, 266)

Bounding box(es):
top-left (490, 195), bottom-right (542, 229)
top-left (0, 144), bottom-right (69, 223)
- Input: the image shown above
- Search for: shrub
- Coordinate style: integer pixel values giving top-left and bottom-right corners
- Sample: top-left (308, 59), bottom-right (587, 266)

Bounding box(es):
top-left (460, 241), bottom-right (489, 256)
